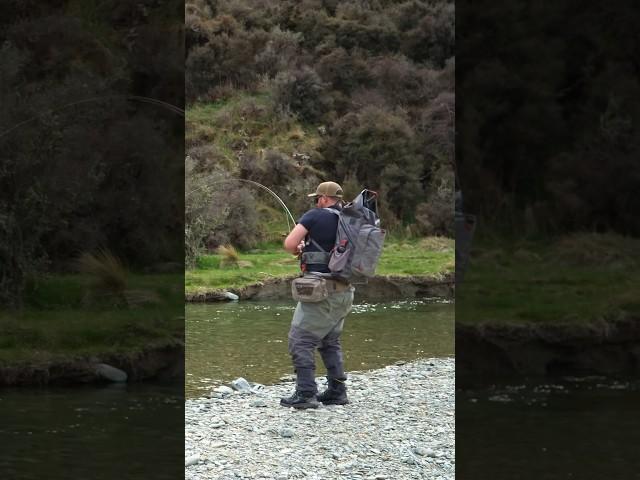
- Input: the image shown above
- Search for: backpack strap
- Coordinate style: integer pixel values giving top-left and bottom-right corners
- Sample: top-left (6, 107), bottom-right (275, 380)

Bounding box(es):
top-left (309, 238), bottom-right (327, 252)
top-left (323, 207), bottom-right (341, 216)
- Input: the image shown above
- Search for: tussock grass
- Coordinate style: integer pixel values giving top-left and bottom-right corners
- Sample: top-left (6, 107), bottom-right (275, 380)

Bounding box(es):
top-left (217, 244), bottom-right (240, 267)
top-left (76, 249), bottom-right (128, 294)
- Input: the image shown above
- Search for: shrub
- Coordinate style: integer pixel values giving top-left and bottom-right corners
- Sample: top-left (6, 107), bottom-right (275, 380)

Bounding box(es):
top-left (254, 27), bottom-right (302, 77)
top-left (415, 163), bottom-right (454, 236)
top-left (273, 66), bottom-right (331, 123)
top-left (321, 106), bottom-right (422, 221)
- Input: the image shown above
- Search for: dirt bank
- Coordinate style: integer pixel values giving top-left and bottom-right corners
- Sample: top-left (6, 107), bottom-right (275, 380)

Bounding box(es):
top-left (457, 316), bottom-right (640, 383)
top-left (185, 273), bottom-right (454, 303)
top-left (0, 339), bottom-right (184, 386)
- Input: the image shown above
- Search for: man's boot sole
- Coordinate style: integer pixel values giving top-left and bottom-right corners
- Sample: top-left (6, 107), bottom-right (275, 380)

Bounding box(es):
top-left (320, 398), bottom-right (349, 406)
top-left (290, 401), bottom-right (319, 409)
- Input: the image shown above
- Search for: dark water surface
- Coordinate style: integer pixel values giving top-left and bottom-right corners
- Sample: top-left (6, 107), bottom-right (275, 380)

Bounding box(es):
top-left (186, 299), bottom-right (454, 398)
top-left (0, 382), bottom-right (183, 480)
top-left (457, 377), bottom-right (640, 479)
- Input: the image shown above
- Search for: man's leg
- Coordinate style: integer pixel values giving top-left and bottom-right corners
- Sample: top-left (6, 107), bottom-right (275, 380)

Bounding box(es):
top-left (317, 318), bottom-right (349, 405)
top-left (287, 324), bottom-right (321, 394)
top-left (281, 302), bottom-right (323, 409)
top-left (318, 318), bottom-right (346, 380)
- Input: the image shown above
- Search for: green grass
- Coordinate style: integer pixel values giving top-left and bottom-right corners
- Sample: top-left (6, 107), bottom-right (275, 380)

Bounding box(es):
top-left (457, 233), bottom-right (640, 325)
top-left (0, 307), bottom-right (183, 364)
top-left (185, 237), bottom-right (455, 294)
top-left (0, 273), bottom-right (184, 364)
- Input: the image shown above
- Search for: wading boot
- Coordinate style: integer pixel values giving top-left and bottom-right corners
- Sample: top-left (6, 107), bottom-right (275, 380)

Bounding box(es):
top-left (280, 390), bottom-right (319, 409)
top-left (317, 378), bottom-right (349, 405)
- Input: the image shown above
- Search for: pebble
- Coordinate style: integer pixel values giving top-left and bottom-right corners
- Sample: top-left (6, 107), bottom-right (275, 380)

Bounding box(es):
top-left (213, 386), bottom-right (234, 397)
top-left (231, 377), bottom-right (252, 393)
top-left (185, 358), bottom-right (454, 480)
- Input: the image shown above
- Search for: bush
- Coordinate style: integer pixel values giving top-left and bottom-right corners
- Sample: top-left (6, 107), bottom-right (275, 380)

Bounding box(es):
top-left (321, 106), bottom-right (423, 222)
top-left (273, 66), bottom-right (331, 123)
top-left (316, 47), bottom-right (371, 93)
top-left (254, 27), bottom-right (302, 77)
top-left (415, 164), bottom-right (454, 236)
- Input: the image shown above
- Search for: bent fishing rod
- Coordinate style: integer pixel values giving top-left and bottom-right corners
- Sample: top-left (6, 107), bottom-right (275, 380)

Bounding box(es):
top-left (188, 178), bottom-right (297, 232)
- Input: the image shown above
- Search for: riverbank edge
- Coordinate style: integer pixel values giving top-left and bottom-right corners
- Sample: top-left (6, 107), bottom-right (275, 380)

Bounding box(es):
top-left (457, 316), bottom-right (640, 383)
top-left (184, 272), bottom-right (455, 303)
top-left (0, 338), bottom-right (184, 387)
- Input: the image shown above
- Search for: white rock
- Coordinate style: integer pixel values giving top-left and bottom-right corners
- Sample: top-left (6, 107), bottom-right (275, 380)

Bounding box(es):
top-left (95, 363), bottom-right (127, 382)
top-left (231, 377), bottom-right (252, 393)
top-left (224, 291), bottom-right (239, 301)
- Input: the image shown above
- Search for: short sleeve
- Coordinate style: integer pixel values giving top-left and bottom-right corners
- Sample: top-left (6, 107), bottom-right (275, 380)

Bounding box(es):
top-left (298, 209), bottom-right (318, 230)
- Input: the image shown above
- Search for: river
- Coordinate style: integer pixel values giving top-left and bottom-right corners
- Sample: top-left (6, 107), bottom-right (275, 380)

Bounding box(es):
top-left (185, 298), bottom-right (455, 398)
top-left (0, 382), bottom-right (183, 479)
top-left (456, 376), bottom-right (640, 479)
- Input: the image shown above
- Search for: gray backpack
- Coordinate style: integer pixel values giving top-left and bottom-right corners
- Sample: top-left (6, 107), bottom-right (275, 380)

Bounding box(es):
top-left (308, 190), bottom-right (386, 284)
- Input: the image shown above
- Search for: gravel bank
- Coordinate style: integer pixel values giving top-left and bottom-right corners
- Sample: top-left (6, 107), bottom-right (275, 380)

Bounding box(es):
top-left (185, 357), bottom-right (454, 480)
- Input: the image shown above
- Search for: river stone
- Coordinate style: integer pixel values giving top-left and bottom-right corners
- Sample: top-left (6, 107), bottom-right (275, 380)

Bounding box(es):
top-left (214, 386), bottom-right (234, 396)
top-left (185, 358), bottom-right (454, 480)
top-left (279, 427), bottom-right (294, 438)
top-left (185, 454), bottom-right (200, 467)
top-left (231, 377), bottom-right (252, 393)
top-left (95, 363), bottom-right (127, 382)
top-left (224, 291), bottom-right (239, 301)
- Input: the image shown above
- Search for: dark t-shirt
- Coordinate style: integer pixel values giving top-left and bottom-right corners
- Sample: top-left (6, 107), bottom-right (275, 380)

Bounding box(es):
top-left (298, 204), bottom-right (341, 273)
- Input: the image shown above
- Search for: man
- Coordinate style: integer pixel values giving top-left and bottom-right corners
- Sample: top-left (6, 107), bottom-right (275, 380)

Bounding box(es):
top-left (280, 181), bottom-right (354, 409)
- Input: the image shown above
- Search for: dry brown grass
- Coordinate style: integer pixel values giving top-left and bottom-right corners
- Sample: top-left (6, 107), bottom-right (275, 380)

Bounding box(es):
top-left (418, 236), bottom-right (454, 251)
top-left (77, 249), bottom-right (128, 293)
top-left (217, 244), bottom-right (240, 267)
top-left (553, 232), bottom-right (640, 266)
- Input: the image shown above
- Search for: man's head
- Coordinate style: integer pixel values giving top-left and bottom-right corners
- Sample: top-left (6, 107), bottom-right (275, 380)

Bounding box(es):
top-left (308, 181), bottom-right (343, 208)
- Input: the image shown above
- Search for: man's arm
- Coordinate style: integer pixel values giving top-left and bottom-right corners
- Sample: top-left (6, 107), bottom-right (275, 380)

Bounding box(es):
top-left (283, 223), bottom-right (309, 255)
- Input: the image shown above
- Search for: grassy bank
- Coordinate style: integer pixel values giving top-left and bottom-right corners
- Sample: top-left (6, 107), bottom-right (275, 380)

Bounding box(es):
top-left (457, 233), bottom-right (640, 325)
top-left (0, 273), bottom-right (183, 364)
top-left (185, 237), bottom-right (454, 294)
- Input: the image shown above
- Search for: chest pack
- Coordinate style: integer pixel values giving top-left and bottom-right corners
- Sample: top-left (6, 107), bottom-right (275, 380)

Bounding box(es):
top-left (300, 190), bottom-right (386, 284)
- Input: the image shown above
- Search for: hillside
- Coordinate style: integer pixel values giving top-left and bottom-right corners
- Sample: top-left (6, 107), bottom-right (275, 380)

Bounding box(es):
top-left (185, 0), bottom-right (455, 265)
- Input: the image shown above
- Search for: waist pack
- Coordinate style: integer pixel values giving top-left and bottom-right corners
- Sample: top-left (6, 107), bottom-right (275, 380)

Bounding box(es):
top-left (291, 276), bottom-right (329, 303)
top-left (291, 275), bottom-right (352, 302)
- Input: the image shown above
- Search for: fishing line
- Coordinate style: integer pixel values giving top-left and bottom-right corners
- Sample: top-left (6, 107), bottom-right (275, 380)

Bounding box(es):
top-left (188, 178), bottom-right (296, 231)
top-left (0, 94), bottom-right (184, 140)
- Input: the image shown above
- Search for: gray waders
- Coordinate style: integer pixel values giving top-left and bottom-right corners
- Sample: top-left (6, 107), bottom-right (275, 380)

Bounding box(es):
top-left (287, 287), bottom-right (354, 394)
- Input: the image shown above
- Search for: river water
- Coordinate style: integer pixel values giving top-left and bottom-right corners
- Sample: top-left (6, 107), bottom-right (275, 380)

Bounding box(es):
top-left (457, 376), bottom-right (640, 479)
top-left (0, 382), bottom-right (183, 480)
top-left (186, 299), bottom-right (455, 398)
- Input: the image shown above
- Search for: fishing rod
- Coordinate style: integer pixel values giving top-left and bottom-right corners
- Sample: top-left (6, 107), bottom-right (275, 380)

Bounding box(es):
top-left (188, 178), bottom-right (297, 231)
top-left (0, 94), bottom-right (184, 140)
